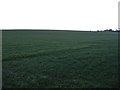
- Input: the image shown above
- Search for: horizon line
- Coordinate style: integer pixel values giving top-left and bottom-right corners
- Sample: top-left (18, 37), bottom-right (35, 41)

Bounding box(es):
top-left (0, 28), bottom-right (118, 31)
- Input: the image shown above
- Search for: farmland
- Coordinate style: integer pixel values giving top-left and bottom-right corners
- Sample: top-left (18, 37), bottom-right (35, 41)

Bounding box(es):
top-left (2, 30), bottom-right (118, 88)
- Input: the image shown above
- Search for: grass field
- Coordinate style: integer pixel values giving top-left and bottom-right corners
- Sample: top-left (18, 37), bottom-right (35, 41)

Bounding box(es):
top-left (2, 30), bottom-right (118, 88)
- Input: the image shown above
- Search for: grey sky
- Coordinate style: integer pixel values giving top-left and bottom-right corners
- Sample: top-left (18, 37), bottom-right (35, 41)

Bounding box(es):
top-left (118, 1), bottom-right (120, 30)
top-left (0, 0), bottom-right (119, 31)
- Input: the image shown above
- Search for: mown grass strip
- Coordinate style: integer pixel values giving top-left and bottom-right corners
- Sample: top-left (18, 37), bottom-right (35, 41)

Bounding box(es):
top-left (3, 45), bottom-right (92, 61)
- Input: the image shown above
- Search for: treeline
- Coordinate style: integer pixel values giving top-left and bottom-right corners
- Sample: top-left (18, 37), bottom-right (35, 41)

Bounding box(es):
top-left (97, 29), bottom-right (120, 32)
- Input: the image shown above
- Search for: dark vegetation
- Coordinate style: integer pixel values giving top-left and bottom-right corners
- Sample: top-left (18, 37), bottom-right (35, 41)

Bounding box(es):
top-left (2, 30), bottom-right (118, 88)
top-left (97, 29), bottom-right (120, 32)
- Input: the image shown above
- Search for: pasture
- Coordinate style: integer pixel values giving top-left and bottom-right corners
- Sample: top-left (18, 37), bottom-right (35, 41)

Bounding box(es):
top-left (2, 30), bottom-right (118, 88)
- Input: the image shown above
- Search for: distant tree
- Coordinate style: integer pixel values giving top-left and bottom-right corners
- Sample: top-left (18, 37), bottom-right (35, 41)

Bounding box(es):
top-left (109, 29), bottom-right (113, 31)
top-left (97, 30), bottom-right (99, 32)
top-left (104, 29), bottom-right (113, 32)
top-left (115, 29), bottom-right (120, 32)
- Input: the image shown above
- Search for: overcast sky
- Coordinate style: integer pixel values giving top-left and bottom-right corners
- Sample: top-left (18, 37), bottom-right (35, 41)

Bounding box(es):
top-left (0, 0), bottom-right (119, 31)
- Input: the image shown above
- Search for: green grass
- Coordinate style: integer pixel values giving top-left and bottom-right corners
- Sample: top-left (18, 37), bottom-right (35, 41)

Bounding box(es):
top-left (2, 30), bottom-right (118, 88)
